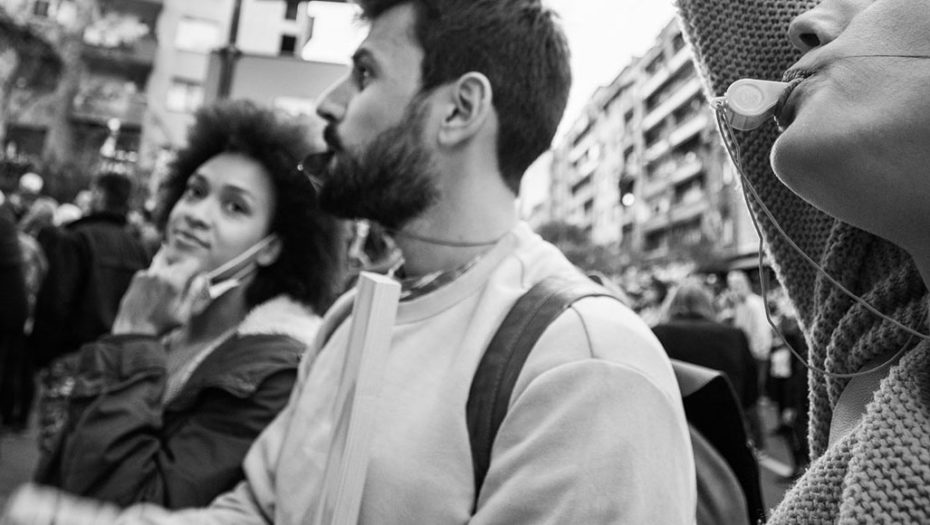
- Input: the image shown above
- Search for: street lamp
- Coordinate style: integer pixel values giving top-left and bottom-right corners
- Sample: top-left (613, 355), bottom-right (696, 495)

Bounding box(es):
top-left (216, 0), bottom-right (244, 99)
top-left (216, 0), bottom-right (313, 100)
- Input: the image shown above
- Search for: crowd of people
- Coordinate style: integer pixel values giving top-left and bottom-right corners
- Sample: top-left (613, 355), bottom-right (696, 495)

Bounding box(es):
top-left (642, 272), bottom-right (810, 480)
top-left (0, 171), bottom-right (151, 439)
top-left (0, 0), bottom-right (928, 523)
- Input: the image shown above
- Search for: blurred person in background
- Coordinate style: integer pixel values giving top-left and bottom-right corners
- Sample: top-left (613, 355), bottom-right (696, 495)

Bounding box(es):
top-left (725, 269), bottom-right (772, 447)
top-left (0, 198), bottom-right (29, 433)
top-left (9, 172), bottom-right (44, 221)
top-left (726, 270), bottom-right (773, 367)
top-left (53, 203), bottom-right (83, 227)
top-left (635, 275), bottom-right (670, 326)
top-left (18, 196), bottom-right (58, 325)
top-left (29, 172), bottom-right (152, 450)
top-left (33, 100), bottom-right (346, 509)
top-left (652, 279), bottom-right (760, 415)
top-left (73, 189), bottom-right (93, 216)
top-left (767, 296), bottom-right (809, 480)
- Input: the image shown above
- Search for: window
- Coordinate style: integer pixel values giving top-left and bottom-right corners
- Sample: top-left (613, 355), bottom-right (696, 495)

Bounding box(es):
top-left (284, 0), bottom-right (300, 20)
top-left (166, 78), bottom-right (203, 113)
top-left (33, 0), bottom-right (51, 17)
top-left (672, 32), bottom-right (686, 53)
top-left (280, 34), bottom-right (297, 56)
top-left (306, 16), bottom-right (315, 40)
top-left (175, 17), bottom-right (220, 53)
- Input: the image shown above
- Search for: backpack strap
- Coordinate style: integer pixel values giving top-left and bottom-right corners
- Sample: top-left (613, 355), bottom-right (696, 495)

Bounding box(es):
top-left (466, 276), bottom-right (613, 512)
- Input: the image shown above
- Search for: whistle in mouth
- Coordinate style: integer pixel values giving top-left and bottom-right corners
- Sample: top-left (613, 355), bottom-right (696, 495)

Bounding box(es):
top-left (723, 79), bottom-right (790, 131)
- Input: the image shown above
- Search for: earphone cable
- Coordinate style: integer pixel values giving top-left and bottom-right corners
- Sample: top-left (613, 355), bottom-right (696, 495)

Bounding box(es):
top-left (712, 105), bottom-right (926, 378)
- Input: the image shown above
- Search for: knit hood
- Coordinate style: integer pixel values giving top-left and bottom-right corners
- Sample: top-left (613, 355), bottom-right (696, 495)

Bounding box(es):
top-left (675, 0), bottom-right (929, 458)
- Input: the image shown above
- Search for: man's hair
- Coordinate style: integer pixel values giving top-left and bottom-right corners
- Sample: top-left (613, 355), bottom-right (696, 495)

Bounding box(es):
top-left (156, 100), bottom-right (346, 314)
top-left (92, 172), bottom-right (133, 215)
top-left (357, 0), bottom-right (572, 193)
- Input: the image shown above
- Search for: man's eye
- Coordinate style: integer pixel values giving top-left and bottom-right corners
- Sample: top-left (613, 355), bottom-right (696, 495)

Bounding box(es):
top-left (354, 64), bottom-right (373, 87)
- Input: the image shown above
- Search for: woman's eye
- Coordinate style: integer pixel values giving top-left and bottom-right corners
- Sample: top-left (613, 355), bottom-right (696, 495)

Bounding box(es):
top-left (183, 184), bottom-right (205, 200)
top-left (224, 200), bottom-right (248, 215)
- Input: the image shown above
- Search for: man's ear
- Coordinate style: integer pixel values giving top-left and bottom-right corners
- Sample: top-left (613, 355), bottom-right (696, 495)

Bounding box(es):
top-left (256, 235), bottom-right (282, 267)
top-left (438, 72), bottom-right (493, 146)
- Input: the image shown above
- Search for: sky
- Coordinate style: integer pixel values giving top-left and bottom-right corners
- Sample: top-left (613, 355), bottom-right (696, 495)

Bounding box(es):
top-left (546, 0), bottom-right (677, 134)
top-left (520, 0), bottom-right (678, 214)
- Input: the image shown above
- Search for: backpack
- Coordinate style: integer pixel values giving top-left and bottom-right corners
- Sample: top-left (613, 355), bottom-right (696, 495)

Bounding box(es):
top-left (467, 276), bottom-right (764, 524)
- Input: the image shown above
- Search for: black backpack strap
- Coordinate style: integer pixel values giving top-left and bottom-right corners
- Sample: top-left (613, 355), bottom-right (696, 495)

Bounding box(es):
top-left (466, 276), bottom-right (614, 511)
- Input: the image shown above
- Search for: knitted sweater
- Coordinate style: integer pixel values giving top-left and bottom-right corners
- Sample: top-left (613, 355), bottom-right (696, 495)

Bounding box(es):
top-left (675, 0), bottom-right (930, 522)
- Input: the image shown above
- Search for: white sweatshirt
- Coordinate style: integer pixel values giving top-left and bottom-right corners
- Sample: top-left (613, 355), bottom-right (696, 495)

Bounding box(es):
top-left (111, 222), bottom-right (695, 524)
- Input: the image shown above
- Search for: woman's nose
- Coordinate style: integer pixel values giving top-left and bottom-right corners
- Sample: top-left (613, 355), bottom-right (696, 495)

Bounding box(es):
top-left (787, 0), bottom-right (871, 53)
top-left (178, 200), bottom-right (211, 229)
top-left (788, 0), bottom-right (874, 53)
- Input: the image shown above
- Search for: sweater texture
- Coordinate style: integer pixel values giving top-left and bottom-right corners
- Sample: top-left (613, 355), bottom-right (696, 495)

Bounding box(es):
top-left (676, 1), bottom-right (930, 522)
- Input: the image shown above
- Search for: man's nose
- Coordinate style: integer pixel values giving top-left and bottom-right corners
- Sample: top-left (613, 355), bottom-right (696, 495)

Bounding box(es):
top-left (316, 74), bottom-right (351, 123)
top-left (787, 0), bottom-right (871, 53)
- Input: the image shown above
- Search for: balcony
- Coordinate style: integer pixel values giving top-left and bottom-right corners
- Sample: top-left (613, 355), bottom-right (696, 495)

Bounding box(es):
top-left (643, 137), bottom-right (670, 164)
top-left (641, 46), bottom-right (693, 98)
top-left (668, 197), bottom-right (707, 225)
top-left (669, 153), bottom-right (703, 185)
top-left (71, 90), bottom-right (147, 128)
top-left (83, 35), bottom-right (158, 73)
top-left (642, 211), bottom-right (671, 233)
top-left (668, 112), bottom-right (710, 149)
top-left (642, 77), bottom-right (703, 131)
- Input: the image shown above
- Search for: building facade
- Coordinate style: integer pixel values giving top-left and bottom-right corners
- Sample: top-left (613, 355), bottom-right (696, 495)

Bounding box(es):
top-left (1, 0), bottom-right (162, 186)
top-left (144, 0), bottom-right (354, 166)
top-left (550, 19), bottom-right (759, 269)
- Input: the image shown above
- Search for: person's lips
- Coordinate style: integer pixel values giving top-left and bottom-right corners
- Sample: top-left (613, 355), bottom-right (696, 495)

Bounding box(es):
top-left (171, 228), bottom-right (209, 249)
top-left (774, 69), bottom-right (814, 130)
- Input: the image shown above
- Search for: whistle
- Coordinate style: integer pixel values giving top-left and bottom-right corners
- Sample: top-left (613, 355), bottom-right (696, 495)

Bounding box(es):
top-left (722, 79), bottom-right (790, 131)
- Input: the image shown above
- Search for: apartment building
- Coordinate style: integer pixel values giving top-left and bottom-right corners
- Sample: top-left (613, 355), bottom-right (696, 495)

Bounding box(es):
top-left (1, 0), bottom-right (162, 178)
top-left (550, 19), bottom-right (758, 267)
top-left (144, 0), bottom-right (354, 164)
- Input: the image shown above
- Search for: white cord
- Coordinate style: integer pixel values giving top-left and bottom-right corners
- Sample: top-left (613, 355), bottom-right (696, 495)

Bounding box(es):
top-left (712, 104), bottom-right (926, 378)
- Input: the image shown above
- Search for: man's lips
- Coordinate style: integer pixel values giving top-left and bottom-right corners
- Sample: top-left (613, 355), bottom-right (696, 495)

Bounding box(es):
top-left (323, 125), bottom-right (343, 152)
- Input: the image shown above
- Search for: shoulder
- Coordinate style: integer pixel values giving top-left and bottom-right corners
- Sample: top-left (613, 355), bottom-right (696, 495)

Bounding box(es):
top-left (192, 297), bottom-right (320, 389)
top-left (515, 294), bottom-right (681, 407)
top-left (237, 295), bottom-right (322, 351)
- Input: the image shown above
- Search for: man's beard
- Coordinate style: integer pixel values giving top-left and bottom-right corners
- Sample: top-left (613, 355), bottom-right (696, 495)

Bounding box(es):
top-left (317, 98), bottom-right (440, 231)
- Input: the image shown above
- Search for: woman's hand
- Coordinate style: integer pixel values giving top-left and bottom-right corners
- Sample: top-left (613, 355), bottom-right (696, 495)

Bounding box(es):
top-left (111, 248), bottom-right (205, 337)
